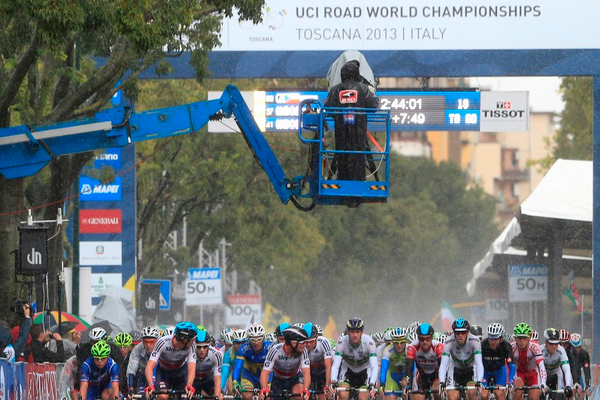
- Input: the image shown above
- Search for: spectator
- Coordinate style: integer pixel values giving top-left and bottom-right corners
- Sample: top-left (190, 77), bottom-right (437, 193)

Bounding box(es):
top-left (1, 301), bottom-right (32, 360)
top-left (30, 323), bottom-right (66, 363)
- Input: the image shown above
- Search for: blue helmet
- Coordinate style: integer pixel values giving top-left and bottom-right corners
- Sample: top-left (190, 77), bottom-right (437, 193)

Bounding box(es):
top-left (196, 329), bottom-right (210, 343)
top-left (452, 318), bottom-right (470, 332)
top-left (417, 323), bottom-right (434, 336)
top-left (304, 322), bottom-right (318, 339)
top-left (275, 322), bottom-right (290, 337)
top-left (175, 322), bottom-right (198, 340)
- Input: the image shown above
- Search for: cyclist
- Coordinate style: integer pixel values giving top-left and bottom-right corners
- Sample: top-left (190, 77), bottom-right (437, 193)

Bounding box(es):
top-left (481, 323), bottom-right (515, 400)
top-left (232, 323), bottom-right (271, 400)
top-left (193, 329), bottom-right (224, 400)
top-left (470, 325), bottom-right (483, 341)
top-left (568, 333), bottom-right (591, 400)
top-left (304, 322), bottom-right (333, 400)
top-left (79, 340), bottom-right (120, 400)
top-left (114, 332), bottom-right (133, 397)
top-left (274, 322), bottom-right (291, 344)
top-left (58, 354), bottom-right (80, 400)
top-left (439, 319), bottom-right (484, 400)
top-left (221, 329), bottom-right (248, 393)
top-left (405, 322), bottom-right (443, 400)
top-left (127, 326), bottom-right (161, 396)
top-left (218, 328), bottom-right (233, 354)
top-left (330, 318), bottom-right (378, 400)
top-left (379, 327), bottom-right (407, 400)
top-left (145, 321), bottom-right (198, 400)
top-left (511, 323), bottom-right (547, 400)
top-left (162, 326), bottom-right (176, 337)
top-left (541, 328), bottom-right (572, 399)
top-left (260, 326), bottom-right (311, 400)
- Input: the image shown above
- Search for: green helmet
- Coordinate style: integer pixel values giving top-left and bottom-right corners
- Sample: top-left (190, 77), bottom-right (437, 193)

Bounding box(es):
top-left (328, 338), bottom-right (337, 349)
top-left (114, 332), bottom-right (133, 347)
top-left (91, 340), bottom-right (111, 358)
top-left (514, 322), bottom-right (532, 337)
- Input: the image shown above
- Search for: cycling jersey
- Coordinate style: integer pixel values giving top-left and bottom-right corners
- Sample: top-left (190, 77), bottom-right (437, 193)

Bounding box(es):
top-left (80, 357), bottom-right (119, 388)
top-left (439, 333), bottom-right (484, 385)
top-left (380, 343), bottom-right (406, 392)
top-left (511, 341), bottom-right (546, 386)
top-left (59, 355), bottom-right (79, 399)
top-left (263, 343), bottom-right (310, 379)
top-left (568, 347), bottom-right (591, 388)
top-left (149, 335), bottom-right (197, 370)
top-left (541, 344), bottom-right (572, 389)
top-left (196, 346), bottom-right (223, 379)
top-left (331, 334), bottom-right (378, 385)
top-left (221, 346), bottom-right (237, 391)
top-left (406, 339), bottom-right (443, 391)
top-left (308, 337), bottom-right (333, 371)
top-left (481, 338), bottom-right (515, 386)
top-left (126, 342), bottom-right (152, 390)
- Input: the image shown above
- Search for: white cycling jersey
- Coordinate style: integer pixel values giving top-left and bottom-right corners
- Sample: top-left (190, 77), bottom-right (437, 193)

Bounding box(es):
top-left (263, 342), bottom-right (310, 379)
top-left (127, 342), bottom-right (151, 377)
top-left (308, 337), bottom-right (333, 370)
top-left (195, 346), bottom-right (223, 378)
top-left (439, 333), bottom-right (484, 384)
top-left (331, 334), bottom-right (379, 385)
top-left (541, 344), bottom-right (572, 389)
top-left (511, 341), bottom-right (547, 386)
top-left (149, 335), bottom-right (197, 370)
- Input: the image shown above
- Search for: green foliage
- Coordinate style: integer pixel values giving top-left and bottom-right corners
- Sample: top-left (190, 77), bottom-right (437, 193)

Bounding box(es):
top-left (535, 77), bottom-right (592, 170)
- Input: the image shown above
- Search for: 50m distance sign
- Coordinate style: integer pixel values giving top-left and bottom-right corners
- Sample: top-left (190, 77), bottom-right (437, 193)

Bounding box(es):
top-left (508, 264), bottom-right (548, 303)
top-left (186, 268), bottom-right (223, 305)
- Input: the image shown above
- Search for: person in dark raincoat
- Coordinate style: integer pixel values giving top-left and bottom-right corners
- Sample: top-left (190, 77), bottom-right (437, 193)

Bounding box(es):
top-left (324, 61), bottom-right (379, 181)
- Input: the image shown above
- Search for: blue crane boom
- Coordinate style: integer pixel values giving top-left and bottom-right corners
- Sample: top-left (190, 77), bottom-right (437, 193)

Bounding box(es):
top-left (0, 85), bottom-right (390, 209)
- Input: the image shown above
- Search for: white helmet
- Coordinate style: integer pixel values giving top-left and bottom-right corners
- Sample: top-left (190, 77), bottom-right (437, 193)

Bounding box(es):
top-left (265, 332), bottom-right (277, 342)
top-left (407, 329), bottom-right (418, 344)
top-left (230, 329), bottom-right (248, 343)
top-left (338, 333), bottom-right (346, 341)
top-left (247, 323), bottom-right (266, 338)
top-left (221, 329), bottom-right (233, 345)
top-left (142, 326), bottom-right (161, 339)
top-left (437, 333), bottom-right (448, 344)
top-left (89, 327), bottom-right (108, 341)
top-left (314, 324), bottom-right (323, 336)
top-left (162, 326), bottom-right (176, 336)
top-left (486, 323), bottom-right (505, 339)
top-left (382, 330), bottom-right (393, 342)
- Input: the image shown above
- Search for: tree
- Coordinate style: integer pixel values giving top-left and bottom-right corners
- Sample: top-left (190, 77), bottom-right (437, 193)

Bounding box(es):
top-left (535, 77), bottom-right (592, 170)
top-left (0, 0), bottom-right (265, 318)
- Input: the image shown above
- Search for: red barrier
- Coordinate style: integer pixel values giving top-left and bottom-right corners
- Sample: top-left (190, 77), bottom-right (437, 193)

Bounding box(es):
top-left (25, 363), bottom-right (58, 400)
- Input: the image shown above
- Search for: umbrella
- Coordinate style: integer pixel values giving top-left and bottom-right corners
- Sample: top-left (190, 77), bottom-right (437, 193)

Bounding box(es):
top-left (50, 321), bottom-right (79, 334)
top-left (32, 311), bottom-right (90, 332)
top-left (326, 50), bottom-right (376, 90)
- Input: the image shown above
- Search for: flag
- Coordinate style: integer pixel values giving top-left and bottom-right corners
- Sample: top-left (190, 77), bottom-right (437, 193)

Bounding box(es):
top-left (323, 316), bottom-right (338, 340)
top-left (261, 302), bottom-right (292, 332)
top-left (244, 313), bottom-right (255, 331)
top-left (441, 301), bottom-right (462, 332)
top-left (565, 280), bottom-right (582, 313)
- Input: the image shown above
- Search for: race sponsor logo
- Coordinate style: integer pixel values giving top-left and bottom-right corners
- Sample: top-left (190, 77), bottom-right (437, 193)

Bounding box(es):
top-left (339, 89), bottom-right (358, 104)
top-left (79, 176), bottom-right (122, 202)
top-left (80, 209), bottom-right (122, 234)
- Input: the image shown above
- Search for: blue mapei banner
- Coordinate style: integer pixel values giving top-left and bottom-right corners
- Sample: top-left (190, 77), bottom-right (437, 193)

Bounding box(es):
top-left (79, 176), bottom-right (122, 202)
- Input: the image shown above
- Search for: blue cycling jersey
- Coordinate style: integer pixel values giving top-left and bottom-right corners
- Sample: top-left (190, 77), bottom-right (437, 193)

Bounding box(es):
top-left (81, 356), bottom-right (120, 387)
top-left (232, 341), bottom-right (273, 382)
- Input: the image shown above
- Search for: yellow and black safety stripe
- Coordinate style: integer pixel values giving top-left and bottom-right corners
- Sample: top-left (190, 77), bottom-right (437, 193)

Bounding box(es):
top-left (321, 183), bottom-right (341, 189)
top-left (369, 185), bottom-right (386, 190)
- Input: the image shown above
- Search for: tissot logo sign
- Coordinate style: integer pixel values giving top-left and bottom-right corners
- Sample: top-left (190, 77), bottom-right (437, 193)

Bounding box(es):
top-left (480, 91), bottom-right (529, 132)
top-left (80, 209), bottom-right (122, 234)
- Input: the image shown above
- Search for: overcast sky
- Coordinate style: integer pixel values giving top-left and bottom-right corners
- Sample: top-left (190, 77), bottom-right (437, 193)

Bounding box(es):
top-left (469, 77), bottom-right (565, 114)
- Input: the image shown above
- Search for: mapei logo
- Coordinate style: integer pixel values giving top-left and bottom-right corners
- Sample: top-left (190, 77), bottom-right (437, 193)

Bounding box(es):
top-left (339, 90), bottom-right (358, 104)
top-left (510, 266), bottom-right (522, 276)
top-left (79, 176), bottom-right (122, 201)
top-left (496, 102), bottom-right (511, 109)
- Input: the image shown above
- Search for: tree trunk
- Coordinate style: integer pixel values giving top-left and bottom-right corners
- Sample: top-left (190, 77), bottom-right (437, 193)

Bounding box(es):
top-left (0, 177), bottom-right (25, 321)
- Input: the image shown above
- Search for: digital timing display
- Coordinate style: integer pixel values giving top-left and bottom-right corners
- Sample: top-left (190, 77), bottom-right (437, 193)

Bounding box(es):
top-left (265, 90), bottom-right (480, 132)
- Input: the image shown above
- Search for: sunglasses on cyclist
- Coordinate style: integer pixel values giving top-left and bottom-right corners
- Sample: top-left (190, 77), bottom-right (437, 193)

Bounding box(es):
top-left (196, 344), bottom-right (210, 349)
top-left (249, 338), bottom-right (264, 343)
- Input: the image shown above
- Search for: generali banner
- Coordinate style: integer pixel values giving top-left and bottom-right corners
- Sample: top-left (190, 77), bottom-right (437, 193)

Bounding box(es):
top-left (80, 209), bottom-right (122, 234)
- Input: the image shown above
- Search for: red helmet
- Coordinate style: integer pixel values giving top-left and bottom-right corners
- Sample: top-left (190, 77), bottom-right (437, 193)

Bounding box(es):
top-left (558, 329), bottom-right (570, 342)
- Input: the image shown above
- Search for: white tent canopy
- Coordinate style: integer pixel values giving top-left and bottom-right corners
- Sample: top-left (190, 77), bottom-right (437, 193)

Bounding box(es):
top-left (466, 159), bottom-right (592, 296)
